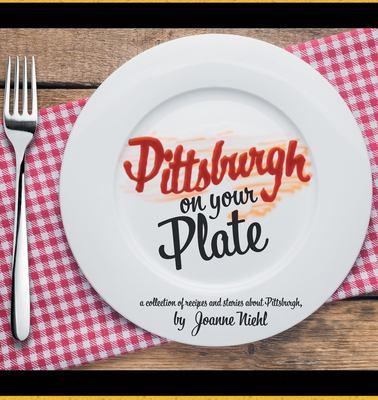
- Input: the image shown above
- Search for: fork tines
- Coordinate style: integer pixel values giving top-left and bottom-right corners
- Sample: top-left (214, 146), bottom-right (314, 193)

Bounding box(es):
top-left (4, 56), bottom-right (37, 120)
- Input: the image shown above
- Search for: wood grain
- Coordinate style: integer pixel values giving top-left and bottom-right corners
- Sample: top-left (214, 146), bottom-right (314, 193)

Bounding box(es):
top-left (0, 28), bottom-right (345, 86)
top-left (0, 89), bottom-right (93, 109)
top-left (0, 28), bottom-right (375, 370)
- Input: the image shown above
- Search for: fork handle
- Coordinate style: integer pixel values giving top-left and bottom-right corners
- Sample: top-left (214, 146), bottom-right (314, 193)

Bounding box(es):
top-left (11, 157), bottom-right (30, 341)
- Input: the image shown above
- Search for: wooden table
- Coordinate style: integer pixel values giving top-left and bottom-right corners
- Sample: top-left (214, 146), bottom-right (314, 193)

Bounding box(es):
top-left (1, 28), bottom-right (376, 370)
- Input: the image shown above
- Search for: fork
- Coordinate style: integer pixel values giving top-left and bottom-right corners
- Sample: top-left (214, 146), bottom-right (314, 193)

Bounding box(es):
top-left (3, 56), bottom-right (38, 341)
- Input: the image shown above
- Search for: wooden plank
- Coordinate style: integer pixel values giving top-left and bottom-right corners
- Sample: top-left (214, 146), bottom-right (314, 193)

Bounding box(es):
top-left (77, 299), bottom-right (378, 370)
top-left (0, 29), bottom-right (343, 86)
top-left (0, 88), bottom-right (93, 109)
top-left (35, 89), bottom-right (93, 108)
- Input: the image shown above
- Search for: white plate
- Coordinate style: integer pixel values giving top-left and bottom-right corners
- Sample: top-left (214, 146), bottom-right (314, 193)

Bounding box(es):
top-left (60, 34), bottom-right (372, 346)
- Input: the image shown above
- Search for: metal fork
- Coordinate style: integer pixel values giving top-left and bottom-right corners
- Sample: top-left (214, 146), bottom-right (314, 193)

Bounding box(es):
top-left (3, 56), bottom-right (38, 341)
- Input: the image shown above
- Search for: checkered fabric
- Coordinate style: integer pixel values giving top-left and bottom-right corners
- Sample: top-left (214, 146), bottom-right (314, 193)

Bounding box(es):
top-left (0, 28), bottom-right (376, 370)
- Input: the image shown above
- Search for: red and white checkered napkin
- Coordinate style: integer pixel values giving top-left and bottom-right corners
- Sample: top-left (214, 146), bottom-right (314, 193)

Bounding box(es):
top-left (0, 28), bottom-right (377, 370)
